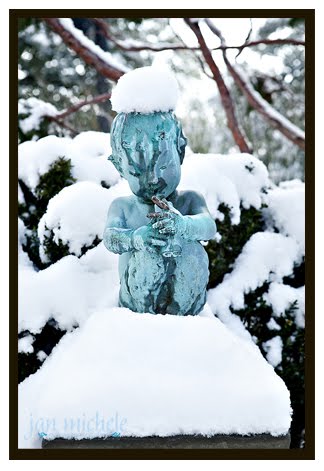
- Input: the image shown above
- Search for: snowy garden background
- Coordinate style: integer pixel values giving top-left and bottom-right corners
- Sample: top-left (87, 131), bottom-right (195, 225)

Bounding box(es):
top-left (18, 17), bottom-right (305, 448)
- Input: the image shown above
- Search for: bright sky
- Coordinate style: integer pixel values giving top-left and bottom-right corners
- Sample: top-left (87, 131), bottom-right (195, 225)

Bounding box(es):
top-left (170, 18), bottom-right (267, 47)
top-left (161, 18), bottom-right (291, 116)
top-left (169, 18), bottom-right (285, 73)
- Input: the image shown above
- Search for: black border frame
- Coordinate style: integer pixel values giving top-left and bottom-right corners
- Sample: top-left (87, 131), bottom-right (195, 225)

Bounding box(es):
top-left (9, 9), bottom-right (315, 460)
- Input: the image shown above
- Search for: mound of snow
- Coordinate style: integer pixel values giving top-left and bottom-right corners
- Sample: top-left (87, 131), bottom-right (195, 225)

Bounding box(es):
top-left (18, 243), bottom-right (119, 334)
top-left (18, 132), bottom-right (119, 191)
top-left (18, 218), bottom-right (33, 269)
top-left (65, 131), bottom-right (119, 184)
top-left (19, 97), bottom-right (59, 134)
top-left (264, 182), bottom-right (305, 253)
top-left (111, 66), bottom-right (179, 114)
top-left (179, 153), bottom-right (270, 224)
top-left (19, 307), bottom-right (291, 448)
top-left (264, 282), bottom-right (305, 328)
top-left (263, 336), bottom-right (283, 368)
top-left (207, 232), bottom-right (301, 338)
top-left (38, 180), bottom-right (130, 260)
top-left (18, 335), bottom-right (35, 354)
top-left (18, 136), bottom-right (72, 191)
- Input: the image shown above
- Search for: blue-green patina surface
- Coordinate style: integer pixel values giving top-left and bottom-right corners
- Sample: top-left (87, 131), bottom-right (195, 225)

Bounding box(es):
top-left (103, 111), bottom-right (216, 315)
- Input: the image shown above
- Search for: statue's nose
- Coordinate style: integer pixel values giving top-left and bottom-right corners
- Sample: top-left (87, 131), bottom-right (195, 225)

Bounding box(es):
top-left (149, 175), bottom-right (159, 185)
top-left (148, 167), bottom-right (159, 185)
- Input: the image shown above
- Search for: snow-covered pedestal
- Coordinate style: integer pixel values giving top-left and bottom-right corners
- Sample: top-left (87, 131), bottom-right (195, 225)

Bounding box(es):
top-left (19, 307), bottom-right (291, 449)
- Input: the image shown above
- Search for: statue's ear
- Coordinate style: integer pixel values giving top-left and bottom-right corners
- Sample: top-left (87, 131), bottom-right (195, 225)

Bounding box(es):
top-left (108, 154), bottom-right (125, 177)
top-left (177, 126), bottom-right (187, 164)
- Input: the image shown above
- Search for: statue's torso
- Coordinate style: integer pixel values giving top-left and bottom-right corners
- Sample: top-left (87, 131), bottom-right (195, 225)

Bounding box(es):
top-left (117, 191), bottom-right (209, 316)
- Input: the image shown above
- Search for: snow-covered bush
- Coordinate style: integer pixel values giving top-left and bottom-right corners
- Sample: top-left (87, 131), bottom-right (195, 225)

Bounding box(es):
top-left (18, 133), bottom-right (305, 447)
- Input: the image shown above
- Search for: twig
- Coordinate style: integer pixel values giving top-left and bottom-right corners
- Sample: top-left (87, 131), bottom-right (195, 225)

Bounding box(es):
top-left (55, 92), bottom-right (111, 119)
top-left (228, 37), bottom-right (304, 49)
top-left (43, 18), bottom-right (124, 81)
top-left (184, 18), bottom-right (252, 154)
top-left (43, 92), bottom-right (112, 135)
top-left (93, 18), bottom-right (304, 53)
top-left (47, 116), bottom-right (79, 135)
top-left (167, 19), bottom-right (213, 80)
top-left (236, 18), bottom-right (253, 59)
top-left (205, 19), bottom-right (305, 150)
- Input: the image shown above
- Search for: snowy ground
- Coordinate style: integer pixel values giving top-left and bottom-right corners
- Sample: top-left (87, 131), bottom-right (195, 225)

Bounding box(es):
top-left (19, 307), bottom-right (291, 448)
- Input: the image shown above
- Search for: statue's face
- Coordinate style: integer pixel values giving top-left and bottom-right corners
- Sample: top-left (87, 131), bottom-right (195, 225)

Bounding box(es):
top-left (110, 112), bottom-right (186, 201)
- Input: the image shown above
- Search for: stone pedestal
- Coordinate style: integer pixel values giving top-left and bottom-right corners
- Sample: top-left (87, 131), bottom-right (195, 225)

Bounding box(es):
top-left (43, 433), bottom-right (290, 449)
top-left (19, 310), bottom-right (292, 449)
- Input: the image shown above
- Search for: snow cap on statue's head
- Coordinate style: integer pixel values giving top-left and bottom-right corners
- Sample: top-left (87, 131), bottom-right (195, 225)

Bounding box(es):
top-left (110, 65), bottom-right (179, 114)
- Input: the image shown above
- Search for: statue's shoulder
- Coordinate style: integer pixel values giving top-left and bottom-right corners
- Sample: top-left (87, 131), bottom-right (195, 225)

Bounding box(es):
top-left (108, 195), bottom-right (135, 213)
top-left (177, 190), bottom-right (206, 204)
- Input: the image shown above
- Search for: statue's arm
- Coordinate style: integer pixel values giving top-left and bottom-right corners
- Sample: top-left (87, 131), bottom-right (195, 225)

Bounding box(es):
top-left (152, 192), bottom-right (216, 242)
top-left (103, 198), bottom-right (134, 254)
top-left (184, 192), bottom-right (216, 241)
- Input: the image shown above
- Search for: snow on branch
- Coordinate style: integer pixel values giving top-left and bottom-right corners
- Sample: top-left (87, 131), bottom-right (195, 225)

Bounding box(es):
top-left (93, 18), bottom-right (191, 52)
top-left (205, 19), bottom-right (305, 150)
top-left (19, 93), bottom-right (112, 135)
top-left (94, 18), bottom-right (304, 54)
top-left (184, 18), bottom-right (252, 154)
top-left (224, 63), bottom-right (305, 149)
top-left (55, 92), bottom-right (112, 120)
top-left (43, 18), bottom-right (126, 81)
top-left (19, 98), bottom-right (59, 134)
top-left (231, 37), bottom-right (305, 49)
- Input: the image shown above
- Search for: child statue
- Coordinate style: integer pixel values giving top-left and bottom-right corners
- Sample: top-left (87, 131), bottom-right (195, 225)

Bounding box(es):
top-left (103, 66), bottom-right (216, 315)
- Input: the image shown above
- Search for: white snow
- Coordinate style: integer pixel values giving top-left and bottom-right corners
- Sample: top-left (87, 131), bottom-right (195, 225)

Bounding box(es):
top-left (264, 182), bottom-right (305, 254)
top-left (18, 184), bottom-right (25, 204)
top-left (263, 336), bottom-right (283, 368)
top-left (18, 335), bottom-right (35, 354)
top-left (207, 232), bottom-right (301, 338)
top-left (38, 180), bottom-right (130, 260)
top-left (110, 66), bottom-right (179, 114)
top-left (18, 218), bottom-right (33, 269)
top-left (18, 307), bottom-right (291, 448)
top-left (59, 18), bottom-right (128, 73)
top-left (66, 131), bottom-right (119, 185)
top-left (18, 136), bottom-right (72, 191)
top-left (179, 153), bottom-right (270, 224)
top-left (18, 147), bottom-right (304, 344)
top-left (19, 243), bottom-right (120, 335)
top-left (37, 351), bottom-right (48, 362)
top-left (264, 282), bottom-right (305, 328)
top-left (279, 179), bottom-right (304, 190)
top-left (18, 142), bottom-right (301, 448)
top-left (267, 318), bottom-right (281, 331)
top-left (235, 67), bottom-right (305, 141)
top-left (18, 132), bottom-right (120, 192)
top-left (19, 98), bottom-right (59, 134)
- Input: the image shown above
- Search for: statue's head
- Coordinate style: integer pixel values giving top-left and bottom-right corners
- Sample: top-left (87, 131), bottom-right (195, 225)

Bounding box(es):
top-left (109, 111), bottom-right (187, 201)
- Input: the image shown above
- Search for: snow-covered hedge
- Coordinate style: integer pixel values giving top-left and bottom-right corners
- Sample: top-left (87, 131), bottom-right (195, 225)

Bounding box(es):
top-left (18, 131), bottom-right (305, 446)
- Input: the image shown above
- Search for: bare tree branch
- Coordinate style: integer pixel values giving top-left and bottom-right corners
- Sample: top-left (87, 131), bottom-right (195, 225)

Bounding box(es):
top-left (236, 18), bottom-right (253, 59)
top-left (47, 116), bottom-right (79, 136)
top-left (229, 37), bottom-right (305, 49)
top-left (42, 92), bottom-right (112, 135)
top-left (43, 18), bottom-right (124, 82)
top-left (93, 18), bottom-right (192, 52)
top-left (93, 18), bottom-right (304, 53)
top-left (167, 19), bottom-right (213, 80)
top-left (205, 19), bottom-right (305, 150)
top-left (184, 18), bottom-right (252, 154)
top-left (55, 92), bottom-right (112, 120)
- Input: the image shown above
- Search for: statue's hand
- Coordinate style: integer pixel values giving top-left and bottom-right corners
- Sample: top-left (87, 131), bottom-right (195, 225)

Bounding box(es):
top-left (152, 201), bottom-right (187, 237)
top-left (132, 224), bottom-right (168, 251)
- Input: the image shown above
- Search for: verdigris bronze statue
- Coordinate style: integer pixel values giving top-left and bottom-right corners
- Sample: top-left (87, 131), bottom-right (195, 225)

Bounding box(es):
top-left (103, 67), bottom-right (216, 315)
